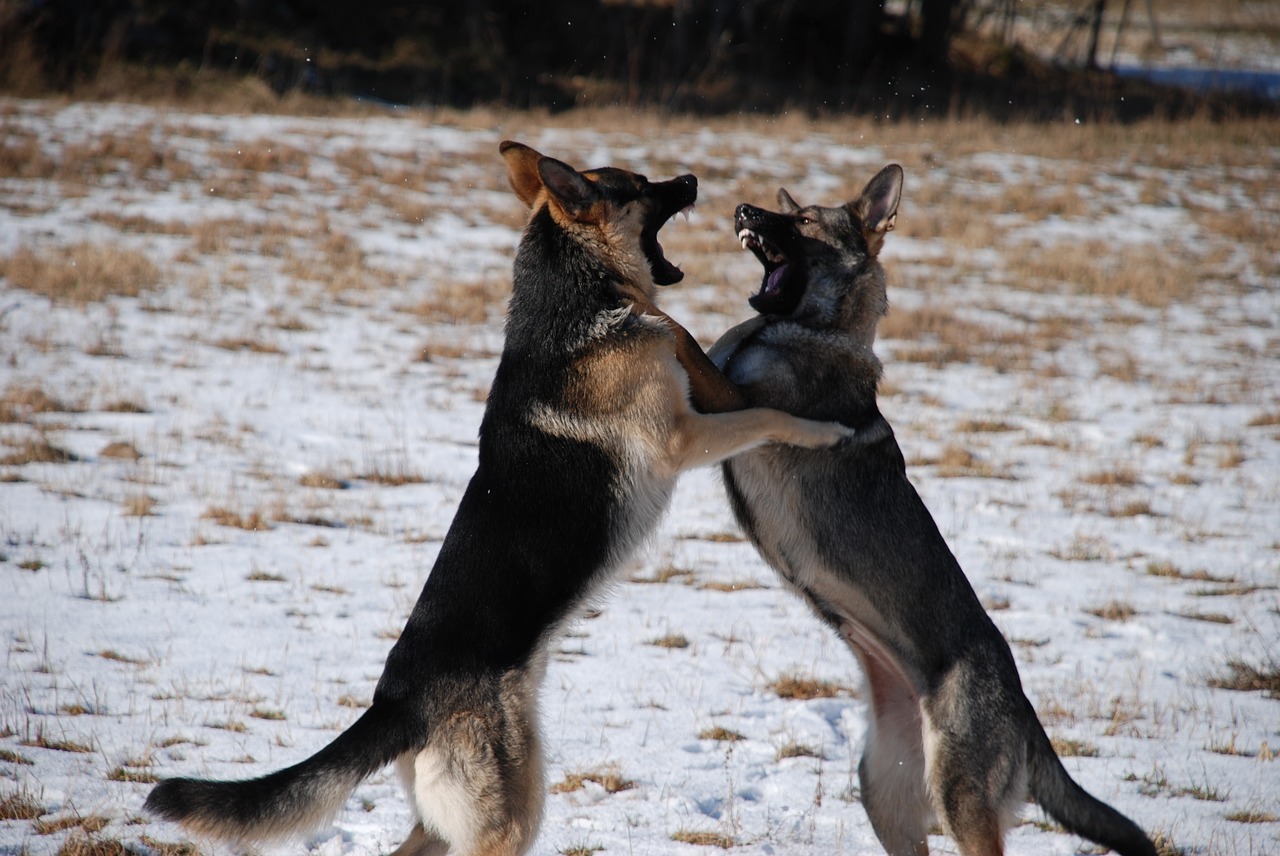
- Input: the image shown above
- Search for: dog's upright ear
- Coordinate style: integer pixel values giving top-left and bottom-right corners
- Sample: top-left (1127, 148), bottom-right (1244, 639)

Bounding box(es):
top-left (776, 188), bottom-right (801, 214)
top-left (500, 140), bottom-right (548, 208)
top-left (850, 165), bottom-right (903, 256)
top-left (537, 157), bottom-right (601, 222)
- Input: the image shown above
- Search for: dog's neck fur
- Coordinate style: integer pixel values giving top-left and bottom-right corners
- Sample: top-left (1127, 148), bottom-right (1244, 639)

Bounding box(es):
top-left (506, 206), bottom-right (637, 355)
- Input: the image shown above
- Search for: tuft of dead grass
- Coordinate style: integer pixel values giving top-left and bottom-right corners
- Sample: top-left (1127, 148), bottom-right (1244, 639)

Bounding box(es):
top-left (671, 830), bottom-right (735, 848)
top-left (0, 243), bottom-right (160, 304)
top-left (776, 742), bottom-right (821, 760)
top-left (54, 834), bottom-right (133, 856)
top-left (1050, 736), bottom-right (1099, 757)
top-left (0, 384), bottom-right (78, 422)
top-left (1087, 601), bottom-right (1138, 622)
top-left (1080, 466), bottom-right (1142, 487)
top-left (698, 726), bottom-right (746, 742)
top-left (0, 749), bottom-right (34, 765)
top-left (202, 505), bottom-right (273, 531)
top-left (549, 765), bottom-right (635, 795)
top-left (106, 766), bottom-right (160, 783)
top-left (100, 441), bottom-right (143, 461)
top-left (0, 789), bottom-right (46, 820)
top-left (33, 815), bottom-right (110, 836)
top-left (1, 436), bottom-right (80, 465)
top-left (122, 493), bottom-right (158, 517)
top-left (1208, 661), bottom-right (1280, 699)
top-left (138, 837), bottom-right (200, 856)
top-left (768, 673), bottom-right (852, 700)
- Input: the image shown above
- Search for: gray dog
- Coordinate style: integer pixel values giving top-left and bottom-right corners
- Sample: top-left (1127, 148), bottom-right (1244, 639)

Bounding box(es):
top-left (708, 165), bottom-right (1158, 856)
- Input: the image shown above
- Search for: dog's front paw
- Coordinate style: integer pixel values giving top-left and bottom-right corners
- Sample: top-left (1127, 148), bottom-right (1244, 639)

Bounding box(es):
top-left (794, 419), bottom-right (856, 449)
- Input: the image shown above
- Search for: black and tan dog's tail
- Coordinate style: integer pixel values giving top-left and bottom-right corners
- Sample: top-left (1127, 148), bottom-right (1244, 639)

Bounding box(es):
top-left (145, 702), bottom-right (415, 843)
top-left (1027, 723), bottom-right (1159, 856)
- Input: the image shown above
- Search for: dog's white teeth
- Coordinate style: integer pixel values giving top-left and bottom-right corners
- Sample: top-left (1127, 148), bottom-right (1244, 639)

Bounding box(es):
top-left (740, 236), bottom-right (751, 250)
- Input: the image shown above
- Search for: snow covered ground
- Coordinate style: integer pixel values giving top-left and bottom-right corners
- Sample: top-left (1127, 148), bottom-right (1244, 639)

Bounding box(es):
top-left (1, 99), bottom-right (1277, 856)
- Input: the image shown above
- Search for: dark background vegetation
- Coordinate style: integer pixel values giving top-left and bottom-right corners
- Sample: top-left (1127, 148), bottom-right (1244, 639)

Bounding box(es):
top-left (0, 0), bottom-right (1273, 120)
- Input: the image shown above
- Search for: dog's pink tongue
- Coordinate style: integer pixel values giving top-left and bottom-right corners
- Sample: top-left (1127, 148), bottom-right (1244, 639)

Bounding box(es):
top-left (764, 264), bottom-right (787, 296)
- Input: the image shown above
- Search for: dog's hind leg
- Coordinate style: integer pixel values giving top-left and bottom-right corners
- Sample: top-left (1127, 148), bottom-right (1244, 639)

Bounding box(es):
top-left (922, 662), bottom-right (1025, 856)
top-left (841, 622), bottom-right (931, 856)
top-left (403, 677), bottom-right (545, 856)
top-left (388, 823), bottom-right (449, 856)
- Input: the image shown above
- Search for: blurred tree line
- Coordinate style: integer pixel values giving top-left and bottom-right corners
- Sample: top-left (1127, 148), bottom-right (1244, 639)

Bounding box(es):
top-left (1, 0), bottom-right (970, 112)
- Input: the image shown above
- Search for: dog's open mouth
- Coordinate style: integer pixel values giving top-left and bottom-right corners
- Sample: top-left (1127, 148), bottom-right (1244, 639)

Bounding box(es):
top-left (738, 227), bottom-right (802, 315)
top-left (644, 175), bottom-right (697, 286)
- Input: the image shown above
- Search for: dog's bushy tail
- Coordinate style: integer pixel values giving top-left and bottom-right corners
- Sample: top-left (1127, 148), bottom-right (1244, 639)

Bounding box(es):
top-left (1027, 722), bottom-right (1159, 856)
top-left (145, 701), bottom-right (416, 843)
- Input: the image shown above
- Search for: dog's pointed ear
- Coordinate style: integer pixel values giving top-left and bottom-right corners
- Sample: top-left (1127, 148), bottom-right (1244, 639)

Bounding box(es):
top-left (776, 188), bottom-right (801, 214)
top-left (537, 157), bottom-right (600, 221)
top-left (500, 140), bottom-right (547, 208)
top-left (850, 164), bottom-right (903, 255)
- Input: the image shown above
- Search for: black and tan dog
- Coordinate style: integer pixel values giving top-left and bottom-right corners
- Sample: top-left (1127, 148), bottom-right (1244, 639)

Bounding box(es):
top-left (708, 167), bottom-right (1158, 856)
top-left (144, 143), bottom-right (851, 856)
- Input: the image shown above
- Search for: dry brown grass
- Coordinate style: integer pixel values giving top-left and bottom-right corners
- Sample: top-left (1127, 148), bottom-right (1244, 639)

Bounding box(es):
top-left (0, 243), bottom-right (161, 304)
top-left (0, 749), bottom-right (34, 765)
top-left (300, 471), bottom-right (350, 490)
top-left (1080, 465), bottom-right (1142, 487)
top-left (400, 275), bottom-right (511, 325)
top-left (776, 742), bottom-right (821, 760)
top-left (1, 436), bottom-right (80, 465)
top-left (107, 765), bottom-right (160, 783)
top-left (1087, 601), bottom-right (1138, 622)
top-left (202, 505), bottom-right (273, 531)
top-left (698, 726), bottom-right (746, 742)
top-left (55, 834), bottom-right (133, 856)
top-left (1012, 239), bottom-right (1202, 307)
top-left (123, 493), bottom-right (158, 517)
top-left (698, 578), bottom-right (768, 592)
top-left (0, 790), bottom-right (45, 821)
top-left (359, 458), bottom-right (427, 486)
top-left (671, 830), bottom-right (736, 848)
top-left (1050, 736), bottom-right (1099, 758)
top-left (559, 845), bottom-right (604, 856)
top-left (629, 564), bottom-right (695, 585)
top-left (0, 384), bottom-right (78, 422)
top-left (768, 673), bottom-right (853, 700)
top-left (1145, 561), bottom-right (1234, 584)
top-left (212, 335), bottom-right (285, 355)
top-left (22, 732), bottom-right (94, 754)
top-left (549, 765), bottom-right (635, 794)
top-left (1208, 661), bottom-right (1280, 698)
top-left (100, 441), bottom-right (143, 461)
top-left (214, 140), bottom-right (310, 176)
top-left (33, 815), bottom-right (110, 836)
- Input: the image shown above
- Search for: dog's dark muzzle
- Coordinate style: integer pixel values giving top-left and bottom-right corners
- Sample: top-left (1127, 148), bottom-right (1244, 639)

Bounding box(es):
top-left (659, 174), bottom-right (698, 215)
top-left (735, 203), bottom-right (763, 230)
top-left (644, 174), bottom-right (697, 286)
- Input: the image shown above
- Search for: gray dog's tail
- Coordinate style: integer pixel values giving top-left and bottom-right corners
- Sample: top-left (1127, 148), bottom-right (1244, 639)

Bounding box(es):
top-left (145, 701), bottom-right (416, 843)
top-left (1027, 723), bottom-right (1159, 856)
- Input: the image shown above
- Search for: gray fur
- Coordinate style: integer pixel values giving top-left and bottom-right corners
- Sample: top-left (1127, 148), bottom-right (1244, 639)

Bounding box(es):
top-left (710, 166), bottom-right (1158, 856)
